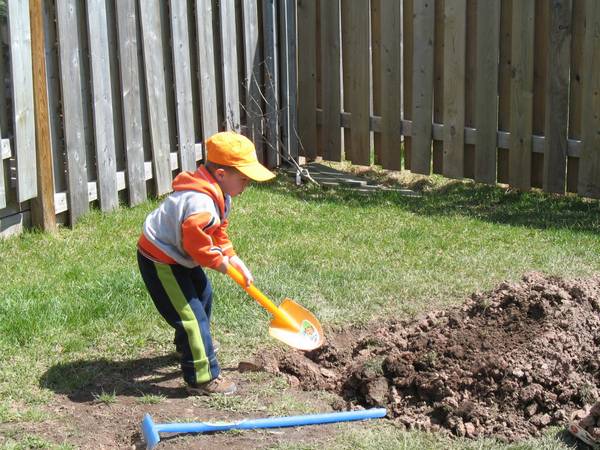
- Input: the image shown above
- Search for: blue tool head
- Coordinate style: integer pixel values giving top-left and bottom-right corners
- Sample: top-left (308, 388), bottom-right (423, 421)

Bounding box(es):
top-left (142, 414), bottom-right (160, 450)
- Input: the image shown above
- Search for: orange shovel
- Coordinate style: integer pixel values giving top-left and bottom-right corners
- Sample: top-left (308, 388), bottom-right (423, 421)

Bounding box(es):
top-left (227, 265), bottom-right (324, 351)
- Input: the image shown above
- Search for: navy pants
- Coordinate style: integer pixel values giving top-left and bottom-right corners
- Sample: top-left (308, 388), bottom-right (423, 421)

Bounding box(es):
top-left (137, 251), bottom-right (220, 385)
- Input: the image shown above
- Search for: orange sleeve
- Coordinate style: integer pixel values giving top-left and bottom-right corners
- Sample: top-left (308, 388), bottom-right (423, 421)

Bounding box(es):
top-left (181, 212), bottom-right (224, 269)
top-left (211, 218), bottom-right (236, 257)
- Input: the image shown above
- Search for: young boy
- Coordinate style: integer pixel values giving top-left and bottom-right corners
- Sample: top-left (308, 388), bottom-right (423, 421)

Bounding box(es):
top-left (137, 131), bottom-right (275, 395)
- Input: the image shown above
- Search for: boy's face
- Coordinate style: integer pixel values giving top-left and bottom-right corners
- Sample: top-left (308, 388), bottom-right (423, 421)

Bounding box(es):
top-left (213, 168), bottom-right (250, 196)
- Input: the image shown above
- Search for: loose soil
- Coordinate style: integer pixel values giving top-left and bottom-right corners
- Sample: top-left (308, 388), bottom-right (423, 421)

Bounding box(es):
top-left (255, 272), bottom-right (600, 442)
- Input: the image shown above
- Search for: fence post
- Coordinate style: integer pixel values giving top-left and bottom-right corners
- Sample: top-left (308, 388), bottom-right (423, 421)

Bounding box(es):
top-left (29, 0), bottom-right (56, 231)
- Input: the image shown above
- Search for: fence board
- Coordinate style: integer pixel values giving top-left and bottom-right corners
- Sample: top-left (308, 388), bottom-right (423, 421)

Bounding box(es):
top-left (55, 0), bottom-right (89, 223)
top-left (170, 0), bottom-right (196, 172)
top-left (321, 0), bottom-right (342, 161)
top-left (380, 0), bottom-right (402, 170)
top-left (139, 0), bottom-right (172, 195)
top-left (442, 0), bottom-right (466, 179)
top-left (115, 0), bottom-right (146, 206)
top-left (8, 0), bottom-right (37, 202)
top-left (463, 0), bottom-right (476, 179)
top-left (279, 0), bottom-right (298, 161)
top-left (497, 0), bottom-right (512, 183)
top-left (195, 0), bottom-right (219, 144)
top-left (543, 0), bottom-right (572, 194)
top-left (372, 0), bottom-right (381, 165)
top-left (474, 1), bottom-right (500, 184)
top-left (578, 0), bottom-right (600, 198)
top-left (298, 0), bottom-right (317, 160)
top-left (242, 0), bottom-right (263, 160)
top-left (433, 0), bottom-right (444, 174)
top-left (220, 0), bottom-right (241, 131)
top-left (509, 0), bottom-right (535, 190)
top-left (263, 0), bottom-right (279, 166)
top-left (345, 0), bottom-right (370, 165)
top-left (403, 0), bottom-right (413, 170)
top-left (567, 0), bottom-right (584, 192)
top-left (531, 0), bottom-right (548, 188)
top-left (411, 0), bottom-right (435, 174)
top-left (86, 0), bottom-right (118, 212)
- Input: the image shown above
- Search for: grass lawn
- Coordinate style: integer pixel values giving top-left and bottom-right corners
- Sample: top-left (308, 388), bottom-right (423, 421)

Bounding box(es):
top-left (1, 166), bottom-right (599, 449)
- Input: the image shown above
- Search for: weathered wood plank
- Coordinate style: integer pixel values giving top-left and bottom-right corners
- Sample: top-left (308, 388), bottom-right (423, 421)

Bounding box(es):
top-left (321, 0), bottom-right (342, 162)
top-left (8, 0), bottom-right (37, 202)
top-left (242, 0), bottom-right (264, 160)
top-left (219, 0), bottom-right (241, 131)
top-left (139, 0), bottom-right (172, 195)
top-left (578, 0), bottom-right (600, 198)
top-left (442, 0), bottom-right (466, 179)
top-left (345, 0), bottom-right (370, 165)
top-left (411, 0), bottom-right (435, 174)
top-left (170, 0), bottom-right (196, 172)
top-left (371, 0), bottom-right (381, 165)
top-left (55, 0), bottom-right (89, 224)
top-left (403, 0), bottom-right (414, 170)
top-left (567, 0), bottom-right (584, 192)
top-left (86, 0), bottom-right (118, 211)
top-left (463, 0), bottom-right (476, 179)
top-left (474, 0), bottom-right (500, 184)
top-left (195, 0), bottom-right (219, 144)
top-left (380, 0), bottom-right (402, 170)
top-left (115, 0), bottom-right (147, 206)
top-left (279, 0), bottom-right (298, 161)
top-left (543, 0), bottom-right (572, 194)
top-left (298, 0), bottom-right (317, 160)
top-left (509, 0), bottom-right (535, 190)
top-left (432, 0), bottom-right (444, 174)
top-left (263, 0), bottom-right (279, 166)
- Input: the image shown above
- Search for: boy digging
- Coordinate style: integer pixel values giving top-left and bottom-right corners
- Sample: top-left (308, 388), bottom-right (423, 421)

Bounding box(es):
top-left (137, 131), bottom-right (275, 395)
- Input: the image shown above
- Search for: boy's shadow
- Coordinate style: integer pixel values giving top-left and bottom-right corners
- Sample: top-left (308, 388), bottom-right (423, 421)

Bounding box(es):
top-left (40, 353), bottom-right (209, 402)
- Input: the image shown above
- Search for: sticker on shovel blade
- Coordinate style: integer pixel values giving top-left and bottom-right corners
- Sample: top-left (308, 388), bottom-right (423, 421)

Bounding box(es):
top-left (300, 320), bottom-right (320, 344)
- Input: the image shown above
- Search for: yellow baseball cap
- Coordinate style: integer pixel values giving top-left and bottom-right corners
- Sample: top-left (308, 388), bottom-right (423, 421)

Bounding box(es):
top-left (206, 131), bottom-right (275, 182)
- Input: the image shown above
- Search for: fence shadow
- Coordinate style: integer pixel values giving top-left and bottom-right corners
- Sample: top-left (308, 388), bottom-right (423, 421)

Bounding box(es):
top-left (40, 353), bottom-right (189, 402)
top-left (263, 170), bottom-right (600, 235)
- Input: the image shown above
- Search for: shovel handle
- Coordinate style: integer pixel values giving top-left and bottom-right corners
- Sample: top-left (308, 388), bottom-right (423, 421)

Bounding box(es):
top-left (226, 265), bottom-right (297, 328)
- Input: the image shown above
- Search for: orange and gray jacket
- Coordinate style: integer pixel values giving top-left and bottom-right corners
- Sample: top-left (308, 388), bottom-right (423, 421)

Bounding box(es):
top-left (137, 165), bottom-right (236, 269)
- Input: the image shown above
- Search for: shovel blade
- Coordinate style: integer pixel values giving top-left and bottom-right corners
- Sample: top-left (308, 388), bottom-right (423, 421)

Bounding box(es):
top-left (268, 298), bottom-right (324, 351)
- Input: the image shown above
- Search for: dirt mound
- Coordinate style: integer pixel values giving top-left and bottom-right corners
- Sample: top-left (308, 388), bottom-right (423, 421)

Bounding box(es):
top-left (255, 273), bottom-right (600, 441)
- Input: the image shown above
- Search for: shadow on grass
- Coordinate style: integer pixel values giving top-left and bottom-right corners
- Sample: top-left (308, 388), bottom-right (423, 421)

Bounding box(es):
top-left (265, 170), bottom-right (600, 234)
top-left (40, 353), bottom-right (200, 401)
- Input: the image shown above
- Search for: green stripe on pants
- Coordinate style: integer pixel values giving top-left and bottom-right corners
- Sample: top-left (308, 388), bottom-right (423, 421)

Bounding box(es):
top-left (155, 263), bottom-right (212, 383)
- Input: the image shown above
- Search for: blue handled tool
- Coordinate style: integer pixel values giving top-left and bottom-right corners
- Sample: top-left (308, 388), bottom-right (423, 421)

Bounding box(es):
top-left (142, 408), bottom-right (387, 449)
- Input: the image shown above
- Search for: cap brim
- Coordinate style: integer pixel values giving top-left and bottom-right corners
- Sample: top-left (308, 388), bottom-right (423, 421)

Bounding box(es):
top-left (236, 162), bottom-right (276, 182)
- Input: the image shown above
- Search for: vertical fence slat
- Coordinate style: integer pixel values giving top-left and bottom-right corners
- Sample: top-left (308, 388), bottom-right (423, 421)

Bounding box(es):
top-left (543, 0), bottom-right (572, 194)
top-left (56, 0), bottom-right (89, 223)
top-left (474, 1), bottom-right (500, 184)
top-left (86, 0), bottom-right (118, 211)
top-left (432, 0), bottom-right (444, 174)
top-left (195, 0), bottom-right (219, 144)
top-left (411, 0), bottom-right (435, 174)
top-left (531, 0), bottom-right (548, 188)
top-left (263, 0), bottom-right (279, 166)
top-left (170, 0), bottom-right (197, 172)
top-left (345, 0), bottom-right (370, 165)
top-left (403, 0), bottom-right (414, 170)
top-left (8, 0), bottom-right (37, 202)
top-left (567, 0), bottom-right (584, 192)
top-left (139, 0), bottom-right (172, 195)
top-left (380, 0), bottom-right (402, 170)
top-left (321, 0), bottom-right (341, 161)
top-left (279, 0), bottom-right (298, 161)
top-left (578, 0), bottom-right (600, 198)
top-left (497, 0), bottom-right (512, 183)
top-left (442, 0), bottom-right (466, 179)
top-left (372, 0), bottom-right (381, 165)
top-left (115, 0), bottom-right (147, 206)
top-left (297, 0), bottom-right (317, 160)
top-left (463, 0), bottom-right (476, 179)
top-left (509, 0), bottom-right (535, 190)
top-left (242, 0), bottom-right (263, 160)
top-left (219, 0), bottom-right (241, 131)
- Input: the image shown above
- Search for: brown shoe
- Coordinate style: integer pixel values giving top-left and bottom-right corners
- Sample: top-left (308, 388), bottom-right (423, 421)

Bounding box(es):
top-left (186, 375), bottom-right (237, 396)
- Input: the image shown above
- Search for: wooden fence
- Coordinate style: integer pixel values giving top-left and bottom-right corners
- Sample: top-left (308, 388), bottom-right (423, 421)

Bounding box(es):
top-left (0, 0), bottom-right (297, 237)
top-left (297, 0), bottom-right (600, 198)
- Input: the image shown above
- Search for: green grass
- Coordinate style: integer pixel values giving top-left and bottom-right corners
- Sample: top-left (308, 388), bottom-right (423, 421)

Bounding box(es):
top-left (1, 170), bottom-right (599, 448)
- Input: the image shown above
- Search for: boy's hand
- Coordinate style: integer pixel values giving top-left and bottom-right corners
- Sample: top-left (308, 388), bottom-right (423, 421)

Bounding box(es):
top-left (229, 256), bottom-right (254, 287)
top-left (217, 256), bottom-right (230, 274)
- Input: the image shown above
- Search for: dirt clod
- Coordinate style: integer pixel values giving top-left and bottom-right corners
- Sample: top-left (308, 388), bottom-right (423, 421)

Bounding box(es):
top-left (260, 272), bottom-right (600, 441)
